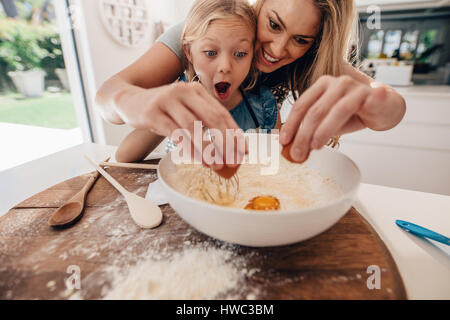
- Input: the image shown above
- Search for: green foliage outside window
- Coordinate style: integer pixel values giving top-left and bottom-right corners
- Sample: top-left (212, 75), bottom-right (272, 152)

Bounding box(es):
top-left (0, 18), bottom-right (64, 89)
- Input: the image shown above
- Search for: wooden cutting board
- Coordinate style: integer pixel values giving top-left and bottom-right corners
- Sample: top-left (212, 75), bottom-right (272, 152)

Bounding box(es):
top-left (0, 162), bottom-right (406, 299)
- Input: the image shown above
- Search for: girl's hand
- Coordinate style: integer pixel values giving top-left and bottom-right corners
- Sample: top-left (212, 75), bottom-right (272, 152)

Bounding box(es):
top-left (279, 74), bottom-right (406, 163)
top-left (117, 81), bottom-right (246, 169)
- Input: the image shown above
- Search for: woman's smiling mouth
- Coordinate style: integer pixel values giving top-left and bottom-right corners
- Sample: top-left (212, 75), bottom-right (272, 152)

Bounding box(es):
top-left (259, 48), bottom-right (281, 66)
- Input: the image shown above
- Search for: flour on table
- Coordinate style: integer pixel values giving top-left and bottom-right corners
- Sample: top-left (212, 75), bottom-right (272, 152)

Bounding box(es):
top-left (102, 246), bottom-right (255, 299)
top-left (67, 240), bottom-right (260, 300)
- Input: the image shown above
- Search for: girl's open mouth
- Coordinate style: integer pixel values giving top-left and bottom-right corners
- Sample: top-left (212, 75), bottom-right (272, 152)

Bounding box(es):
top-left (214, 82), bottom-right (231, 100)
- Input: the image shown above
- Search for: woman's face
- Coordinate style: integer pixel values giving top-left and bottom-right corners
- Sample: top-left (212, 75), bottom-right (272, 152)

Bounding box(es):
top-left (254, 0), bottom-right (322, 73)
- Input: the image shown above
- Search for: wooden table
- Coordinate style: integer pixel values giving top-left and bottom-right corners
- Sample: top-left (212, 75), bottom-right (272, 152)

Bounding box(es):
top-left (0, 162), bottom-right (406, 299)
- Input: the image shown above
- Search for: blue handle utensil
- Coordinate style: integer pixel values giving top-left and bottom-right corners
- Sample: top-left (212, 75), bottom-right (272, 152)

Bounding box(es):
top-left (396, 220), bottom-right (450, 246)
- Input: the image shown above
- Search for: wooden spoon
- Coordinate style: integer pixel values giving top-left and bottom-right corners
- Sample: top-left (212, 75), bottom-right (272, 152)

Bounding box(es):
top-left (48, 157), bottom-right (110, 228)
top-left (99, 161), bottom-right (158, 170)
top-left (84, 155), bottom-right (163, 229)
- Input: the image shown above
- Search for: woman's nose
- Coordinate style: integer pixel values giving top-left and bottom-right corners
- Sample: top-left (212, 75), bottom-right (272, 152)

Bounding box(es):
top-left (270, 35), bottom-right (289, 58)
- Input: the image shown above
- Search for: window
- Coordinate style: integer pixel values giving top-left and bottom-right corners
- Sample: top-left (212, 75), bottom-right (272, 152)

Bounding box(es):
top-left (399, 30), bottom-right (419, 60)
top-left (382, 30), bottom-right (402, 58)
top-left (0, 1), bottom-right (90, 171)
top-left (367, 30), bottom-right (384, 58)
top-left (360, 8), bottom-right (449, 70)
top-left (416, 29), bottom-right (438, 61)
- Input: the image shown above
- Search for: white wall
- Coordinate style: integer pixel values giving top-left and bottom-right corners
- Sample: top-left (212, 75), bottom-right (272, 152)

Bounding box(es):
top-left (147, 0), bottom-right (194, 27)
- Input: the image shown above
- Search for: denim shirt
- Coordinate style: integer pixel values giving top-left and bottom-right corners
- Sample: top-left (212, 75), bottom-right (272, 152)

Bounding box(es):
top-left (230, 85), bottom-right (278, 131)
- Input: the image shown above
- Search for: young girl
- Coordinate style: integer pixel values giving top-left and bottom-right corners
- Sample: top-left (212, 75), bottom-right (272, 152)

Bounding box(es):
top-left (115, 0), bottom-right (279, 163)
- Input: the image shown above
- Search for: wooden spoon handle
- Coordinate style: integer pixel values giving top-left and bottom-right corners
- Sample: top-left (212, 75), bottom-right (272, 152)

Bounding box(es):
top-left (84, 155), bottom-right (129, 196)
top-left (99, 162), bottom-right (158, 170)
top-left (79, 170), bottom-right (101, 195)
top-left (71, 157), bottom-right (110, 202)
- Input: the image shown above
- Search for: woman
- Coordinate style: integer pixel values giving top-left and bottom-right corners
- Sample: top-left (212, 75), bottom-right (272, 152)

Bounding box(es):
top-left (96, 0), bottom-right (406, 166)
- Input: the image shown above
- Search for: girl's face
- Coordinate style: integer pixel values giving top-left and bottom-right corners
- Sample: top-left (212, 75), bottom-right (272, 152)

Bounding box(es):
top-left (254, 0), bottom-right (322, 73)
top-left (185, 17), bottom-right (254, 109)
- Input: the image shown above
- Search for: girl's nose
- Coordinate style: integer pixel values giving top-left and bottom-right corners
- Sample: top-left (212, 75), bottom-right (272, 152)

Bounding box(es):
top-left (218, 55), bottom-right (232, 74)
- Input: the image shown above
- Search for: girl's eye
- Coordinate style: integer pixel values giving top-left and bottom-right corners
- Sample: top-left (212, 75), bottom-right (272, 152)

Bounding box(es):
top-left (235, 52), bottom-right (247, 58)
top-left (204, 50), bottom-right (216, 57)
top-left (269, 18), bottom-right (280, 31)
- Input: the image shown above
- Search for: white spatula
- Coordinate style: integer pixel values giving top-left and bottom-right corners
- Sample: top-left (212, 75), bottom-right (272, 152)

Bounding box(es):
top-left (84, 155), bottom-right (163, 228)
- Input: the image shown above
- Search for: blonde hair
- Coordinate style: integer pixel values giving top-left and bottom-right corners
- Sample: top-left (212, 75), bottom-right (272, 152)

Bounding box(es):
top-left (254, 0), bottom-right (358, 98)
top-left (181, 0), bottom-right (258, 90)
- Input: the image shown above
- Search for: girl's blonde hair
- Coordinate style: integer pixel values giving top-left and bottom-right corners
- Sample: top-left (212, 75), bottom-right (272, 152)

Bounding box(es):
top-left (253, 0), bottom-right (358, 98)
top-left (181, 0), bottom-right (258, 90)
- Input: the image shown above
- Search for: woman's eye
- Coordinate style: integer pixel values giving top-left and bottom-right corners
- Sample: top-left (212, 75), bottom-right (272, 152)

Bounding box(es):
top-left (204, 50), bottom-right (216, 57)
top-left (235, 52), bottom-right (247, 58)
top-left (269, 18), bottom-right (280, 31)
top-left (295, 37), bottom-right (309, 45)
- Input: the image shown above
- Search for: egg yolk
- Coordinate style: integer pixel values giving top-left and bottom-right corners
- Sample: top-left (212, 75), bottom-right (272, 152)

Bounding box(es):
top-left (244, 196), bottom-right (280, 211)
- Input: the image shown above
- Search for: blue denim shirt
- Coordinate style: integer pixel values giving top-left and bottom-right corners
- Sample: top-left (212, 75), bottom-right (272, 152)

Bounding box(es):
top-left (230, 84), bottom-right (278, 131)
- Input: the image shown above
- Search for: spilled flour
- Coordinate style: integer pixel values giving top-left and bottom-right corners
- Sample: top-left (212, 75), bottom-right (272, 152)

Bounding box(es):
top-left (101, 246), bottom-right (255, 299)
top-left (67, 240), bottom-right (260, 300)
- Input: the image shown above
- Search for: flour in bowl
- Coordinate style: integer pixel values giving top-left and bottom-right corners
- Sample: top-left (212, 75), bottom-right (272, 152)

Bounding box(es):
top-left (166, 155), bottom-right (341, 210)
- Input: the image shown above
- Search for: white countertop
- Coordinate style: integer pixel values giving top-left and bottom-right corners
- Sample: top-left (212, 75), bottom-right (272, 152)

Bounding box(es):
top-left (354, 185), bottom-right (450, 299)
top-left (0, 143), bottom-right (449, 299)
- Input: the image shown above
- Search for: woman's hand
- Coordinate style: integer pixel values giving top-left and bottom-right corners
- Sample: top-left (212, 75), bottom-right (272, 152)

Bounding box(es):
top-left (279, 73), bottom-right (406, 163)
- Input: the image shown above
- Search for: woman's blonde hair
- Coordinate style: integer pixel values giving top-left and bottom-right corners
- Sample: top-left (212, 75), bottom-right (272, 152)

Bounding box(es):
top-left (181, 0), bottom-right (258, 90)
top-left (253, 0), bottom-right (358, 98)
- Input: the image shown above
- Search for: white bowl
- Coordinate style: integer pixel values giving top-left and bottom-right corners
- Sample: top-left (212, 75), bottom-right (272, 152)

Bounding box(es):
top-left (157, 135), bottom-right (361, 247)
